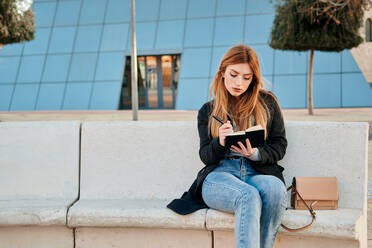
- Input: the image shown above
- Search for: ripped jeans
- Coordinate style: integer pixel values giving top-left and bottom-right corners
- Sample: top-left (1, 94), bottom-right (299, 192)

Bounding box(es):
top-left (201, 157), bottom-right (287, 248)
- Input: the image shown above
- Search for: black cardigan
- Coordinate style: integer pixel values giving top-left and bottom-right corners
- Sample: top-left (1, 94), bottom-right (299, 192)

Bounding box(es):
top-left (167, 91), bottom-right (287, 215)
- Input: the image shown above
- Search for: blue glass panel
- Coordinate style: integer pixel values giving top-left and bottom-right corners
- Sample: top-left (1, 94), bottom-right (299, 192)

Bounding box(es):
top-left (90, 81), bottom-right (121, 109)
top-left (246, 0), bottom-right (275, 14)
top-left (48, 27), bottom-right (76, 53)
top-left (68, 53), bottom-right (98, 81)
top-left (136, 0), bottom-right (160, 21)
top-left (262, 75), bottom-right (274, 91)
top-left (313, 74), bottom-right (341, 108)
top-left (0, 85), bottom-right (14, 110)
top-left (33, 2), bottom-right (57, 27)
top-left (95, 52), bottom-right (124, 81)
top-left (100, 24), bottom-right (129, 51)
top-left (274, 50), bottom-right (308, 75)
top-left (176, 78), bottom-right (209, 110)
top-left (245, 14), bottom-right (274, 44)
top-left (63, 82), bottom-right (92, 109)
top-left (210, 46), bottom-right (230, 78)
top-left (54, 0), bottom-right (81, 26)
top-left (105, 0), bottom-right (130, 23)
top-left (130, 22), bottom-right (156, 50)
top-left (342, 50), bottom-right (360, 73)
top-left (155, 21), bottom-right (184, 49)
top-left (214, 16), bottom-right (244, 46)
top-left (159, 0), bottom-right (187, 20)
top-left (0, 57), bottom-right (20, 83)
top-left (272, 75), bottom-right (306, 108)
top-left (0, 43), bottom-right (24, 56)
top-left (35, 83), bottom-right (65, 110)
top-left (23, 28), bottom-right (51, 55)
top-left (313, 51), bottom-right (341, 73)
top-left (79, 0), bottom-right (107, 25)
top-left (17, 56), bottom-right (45, 83)
top-left (42, 54), bottom-right (71, 82)
top-left (250, 45), bottom-right (274, 75)
top-left (216, 0), bottom-right (245, 16)
top-left (342, 73), bottom-right (372, 107)
top-left (74, 25), bottom-right (102, 52)
top-left (187, 0), bottom-right (216, 18)
top-left (184, 18), bottom-right (214, 47)
top-left (180, 48), bottom-right (212, 78)
top-left (9, 84), bottom-right (39, 111)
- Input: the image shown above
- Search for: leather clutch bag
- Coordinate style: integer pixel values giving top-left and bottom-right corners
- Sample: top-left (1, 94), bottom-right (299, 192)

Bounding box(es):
top-left (281, 176), bottom-right (338, 232)
top-left (292, 177), bottom-right (338, 210)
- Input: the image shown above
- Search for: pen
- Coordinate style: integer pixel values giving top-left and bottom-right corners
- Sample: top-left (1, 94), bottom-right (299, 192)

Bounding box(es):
top-left (212, 115), bottom-right (225, 126)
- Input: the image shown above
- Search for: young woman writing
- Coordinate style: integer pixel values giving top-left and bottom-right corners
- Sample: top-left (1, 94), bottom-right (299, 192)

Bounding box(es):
top-left (167, 44), bottom-right (288, 248)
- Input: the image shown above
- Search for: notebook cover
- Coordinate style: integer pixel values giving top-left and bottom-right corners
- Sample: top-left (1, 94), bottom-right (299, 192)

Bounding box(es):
top-left (225, 129), bottom-right (264, 149)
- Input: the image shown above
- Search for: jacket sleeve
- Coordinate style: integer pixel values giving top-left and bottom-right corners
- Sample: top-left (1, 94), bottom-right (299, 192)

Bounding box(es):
top-left (253, 95), bottom-right (287, 165)
top-left (197, 103), bottom-right (228, 166)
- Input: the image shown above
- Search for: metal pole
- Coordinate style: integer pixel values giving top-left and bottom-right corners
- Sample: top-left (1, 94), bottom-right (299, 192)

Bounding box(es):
top-left (131, 0), bottom-right (138, 120)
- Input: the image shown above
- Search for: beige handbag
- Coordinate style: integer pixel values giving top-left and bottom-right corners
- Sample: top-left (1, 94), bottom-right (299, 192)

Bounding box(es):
top-left (281, 177), bottom-right (339, 232)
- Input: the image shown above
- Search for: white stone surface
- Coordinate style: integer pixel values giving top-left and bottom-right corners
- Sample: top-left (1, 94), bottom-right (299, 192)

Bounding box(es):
top-left (75, 227), bottom-right (212, 248)
top-left (0, 121), bottom-right (80, 200)
top-left (80, 121), bottom-right (204, 200)
top-left (0, 226), bottom-right (74, 248)
top-left (68, 198), bottom-right (206, 229)
top-left (351, 9), bottom-right (372, 83)
top-left (206, 208), bottom-right (363, 240)
top-left (0, 199), bottom-right (73, 226)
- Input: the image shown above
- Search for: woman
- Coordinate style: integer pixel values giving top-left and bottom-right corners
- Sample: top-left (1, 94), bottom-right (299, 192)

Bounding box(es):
top-left (167, 44), bottom-right (287, 248)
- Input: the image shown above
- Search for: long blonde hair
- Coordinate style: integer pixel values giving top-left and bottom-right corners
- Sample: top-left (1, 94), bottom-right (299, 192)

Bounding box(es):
top-left (208, 44), bottom-right (272, 139)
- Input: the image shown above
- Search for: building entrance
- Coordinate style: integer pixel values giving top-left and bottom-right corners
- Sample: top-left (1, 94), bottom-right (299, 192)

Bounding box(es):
top-left (119, 54), bottom-right (180, 109)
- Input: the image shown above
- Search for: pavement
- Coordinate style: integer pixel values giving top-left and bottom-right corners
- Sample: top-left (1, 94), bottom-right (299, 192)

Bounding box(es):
top-left (0, 107), bottom-right (371, 244)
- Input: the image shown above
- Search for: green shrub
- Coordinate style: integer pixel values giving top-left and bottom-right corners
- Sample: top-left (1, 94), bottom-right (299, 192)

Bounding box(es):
top-left (270, 0), bottom-right (371, 52)
top-left (0, 0), bottom-right (35, 45)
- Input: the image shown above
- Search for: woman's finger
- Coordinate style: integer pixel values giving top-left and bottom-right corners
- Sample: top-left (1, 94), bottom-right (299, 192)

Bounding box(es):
top-left (237, 141), bottom-right (247, 152)
top-left (245, 138), bottom-right (252, 149)
top-left (230, 145), bottom-right (240, 152)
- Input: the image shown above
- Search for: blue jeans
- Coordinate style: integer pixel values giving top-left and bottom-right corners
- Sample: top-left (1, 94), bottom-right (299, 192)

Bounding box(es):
top-left (201, 157), bottom-right (287, 248)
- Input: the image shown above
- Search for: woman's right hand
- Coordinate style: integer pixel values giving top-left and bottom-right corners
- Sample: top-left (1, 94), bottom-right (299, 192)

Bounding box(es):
top-left (218, 120), bottom-right (233, 147)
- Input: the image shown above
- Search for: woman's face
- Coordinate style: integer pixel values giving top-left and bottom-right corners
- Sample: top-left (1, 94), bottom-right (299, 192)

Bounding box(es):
top-left (223, 63), bottom-right (253, 98)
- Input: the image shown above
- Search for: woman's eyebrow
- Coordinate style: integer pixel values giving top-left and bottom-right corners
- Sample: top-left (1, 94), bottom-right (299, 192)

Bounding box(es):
top-left (230, 69), bottom-right (252, 75)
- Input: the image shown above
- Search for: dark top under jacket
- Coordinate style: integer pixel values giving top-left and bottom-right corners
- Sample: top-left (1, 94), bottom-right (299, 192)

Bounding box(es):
top-left (167, 91), bottom-right (288, 215)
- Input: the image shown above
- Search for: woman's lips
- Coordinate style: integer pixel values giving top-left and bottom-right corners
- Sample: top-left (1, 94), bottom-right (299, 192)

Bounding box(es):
top-left (232, 88), bottom-right (241, 92)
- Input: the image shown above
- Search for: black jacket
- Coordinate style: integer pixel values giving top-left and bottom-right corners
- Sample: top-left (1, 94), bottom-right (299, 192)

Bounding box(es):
top-left (167, 91), bottom-right (287, 215)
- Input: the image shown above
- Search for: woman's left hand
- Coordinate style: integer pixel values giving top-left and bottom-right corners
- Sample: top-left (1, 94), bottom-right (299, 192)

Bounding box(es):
top-left (230, 138), bottom-right (255, 158)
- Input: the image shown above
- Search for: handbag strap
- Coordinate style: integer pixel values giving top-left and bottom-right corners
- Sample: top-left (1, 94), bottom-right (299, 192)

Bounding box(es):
top-left (280, 184), bottom-right (317, 232)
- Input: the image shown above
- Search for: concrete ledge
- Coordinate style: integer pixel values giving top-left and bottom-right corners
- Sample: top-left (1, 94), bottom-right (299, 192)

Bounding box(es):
top-left (206, 208), bottom-right (364, 240)
top-left (0, 199), bottom-right (74, 226)
top-left (75, 227), bottom-right (212, 248)
top-left (68, 199), bottom-right (206, 229)
top-left (213, 230), bottom-right (360, 248)
top-left (0, 226), bottom-right (74, 248)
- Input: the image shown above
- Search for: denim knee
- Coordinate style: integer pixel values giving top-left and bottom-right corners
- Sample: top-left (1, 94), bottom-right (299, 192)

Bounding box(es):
top-left (260, 177), bottom-right (287, 206)
top-left (234, 187), bottom-right (262, 213)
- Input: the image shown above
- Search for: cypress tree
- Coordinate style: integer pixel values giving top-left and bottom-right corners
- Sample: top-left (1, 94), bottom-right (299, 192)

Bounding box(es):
top-left (0, 0), bottom-right (35, 46)
top-left (270, 0), bottom-right (371, 114)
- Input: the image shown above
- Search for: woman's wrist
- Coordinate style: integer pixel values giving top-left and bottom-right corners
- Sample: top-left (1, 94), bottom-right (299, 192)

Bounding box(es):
top-left (245, 148), bottom-right (261, 161)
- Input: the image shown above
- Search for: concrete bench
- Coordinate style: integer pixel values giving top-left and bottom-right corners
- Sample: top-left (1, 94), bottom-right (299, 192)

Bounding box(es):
top-left (67, 121), bottom-right (368, 248)
top-left (67, 121), bottom-right (211, 247)
top-left (0, 121), bottom-right (80, 248)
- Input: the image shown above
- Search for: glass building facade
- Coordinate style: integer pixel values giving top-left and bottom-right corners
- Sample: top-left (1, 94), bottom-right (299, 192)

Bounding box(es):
top-left (0, 0), bottom-right (371, 111)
